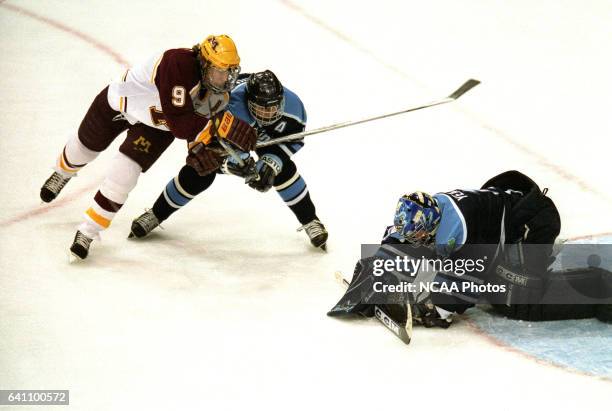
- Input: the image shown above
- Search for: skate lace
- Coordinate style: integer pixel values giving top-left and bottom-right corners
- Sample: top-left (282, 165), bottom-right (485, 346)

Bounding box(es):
top-left (46, 172), bottom-right (70, 193)
top-left (297, 219), bottom-right (325, 239)
top-left (75, 231), bottom-right (93, 247)
top-left (138, 209), bottom-right (161, 231)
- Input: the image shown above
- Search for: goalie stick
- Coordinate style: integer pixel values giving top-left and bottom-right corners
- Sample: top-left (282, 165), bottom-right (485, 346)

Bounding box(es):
top-left (334, 271), bottom-right (413, 345)
top-left (257, 78), bottom-right (480, 148)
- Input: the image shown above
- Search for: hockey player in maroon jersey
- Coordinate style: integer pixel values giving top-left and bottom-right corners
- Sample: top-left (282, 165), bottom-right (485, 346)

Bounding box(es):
top-left (39, 35), bottom-right (257, 260)
top-left (129, 70), bottom-right (328, 250)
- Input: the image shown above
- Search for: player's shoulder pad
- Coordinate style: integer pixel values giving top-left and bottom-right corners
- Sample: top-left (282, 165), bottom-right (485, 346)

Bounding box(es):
top-left (228, 83), bottom-right (256, 126)
top-left (282, 86), bottom-right (307, 125)
top-left (433, 193), bottom-right (467, 257)
top-left (154, 48), bottom-right (200, 92)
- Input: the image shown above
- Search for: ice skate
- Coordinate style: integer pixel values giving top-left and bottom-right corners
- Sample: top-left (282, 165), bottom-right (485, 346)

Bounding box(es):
top-left (70, 230), bottom-right (93, 260)
top-left (298, 219), bottom-right (328, 250)
top-left (40, 171), bottom-right (72, 203)
top-left (129, 209), bottom-right (161, 238)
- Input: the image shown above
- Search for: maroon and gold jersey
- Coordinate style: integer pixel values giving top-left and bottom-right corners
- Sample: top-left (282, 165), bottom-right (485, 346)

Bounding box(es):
top-left (107, 48), bottom-right (228, 142)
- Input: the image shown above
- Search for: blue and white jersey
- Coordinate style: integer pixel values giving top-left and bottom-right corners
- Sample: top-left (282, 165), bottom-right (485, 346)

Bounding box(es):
top-left (433, 193), bottom-right (468, 258)
top-left (435, 188), bottom-right (524, 257)
top-left (228, 82), bottom-right (307, 157)
top-left (382, 189), bottom-right (517, 257)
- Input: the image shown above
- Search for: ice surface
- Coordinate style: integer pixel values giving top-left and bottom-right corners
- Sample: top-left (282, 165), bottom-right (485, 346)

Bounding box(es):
top-left (1, 1), bottom-right (611, 410)
top-left (468, 307), bottom-right (612, 379)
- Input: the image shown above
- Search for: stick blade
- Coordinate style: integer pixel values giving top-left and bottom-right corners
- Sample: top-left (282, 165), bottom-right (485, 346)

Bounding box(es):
top-left (334, 271), bottom-right (350, 287)
top-left (374, 305), bottom-right (412, 345)
top-left (448, 78), bottom-right (481, 100)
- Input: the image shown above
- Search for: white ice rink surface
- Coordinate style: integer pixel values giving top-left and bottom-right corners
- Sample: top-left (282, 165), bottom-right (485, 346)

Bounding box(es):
top-left (1, 0), bottom-right (611, 410)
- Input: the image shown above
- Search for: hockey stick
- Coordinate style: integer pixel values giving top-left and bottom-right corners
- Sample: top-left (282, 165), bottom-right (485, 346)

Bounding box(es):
top-left (334, 271), bottom-right (413, 345)
top-left (257, 79), bottom-right (480, 148)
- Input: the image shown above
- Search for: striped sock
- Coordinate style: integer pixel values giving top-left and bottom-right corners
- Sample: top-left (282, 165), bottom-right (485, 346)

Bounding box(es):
top-left (56, 147), bottom-right (87, 177)
top-left (55, 135), bottom-right (99, 177)
top-left (153, 176), bottom-right (195, 222)
top-left (80, 191), bottom-right (123, 238)
top-left (275, 172), bottom-right (316, 225)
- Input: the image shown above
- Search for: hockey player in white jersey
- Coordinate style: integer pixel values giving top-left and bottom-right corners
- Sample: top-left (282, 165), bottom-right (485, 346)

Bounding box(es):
top-left (129, 70), bottom-right (328, 249)
top-left (39, 35), bottom-right (257, 259)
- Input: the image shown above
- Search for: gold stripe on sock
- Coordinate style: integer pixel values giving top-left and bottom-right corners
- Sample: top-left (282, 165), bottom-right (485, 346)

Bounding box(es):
top-left (85, 207), bottom-right (111, 228)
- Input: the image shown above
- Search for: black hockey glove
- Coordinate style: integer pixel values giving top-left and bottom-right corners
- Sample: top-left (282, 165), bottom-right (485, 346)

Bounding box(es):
top-left (220, 150), bottom-right (257, 178)
top-left (248, 154), bottom-right (283, 192)
top-left (411, 303), bottom-right (453, 328)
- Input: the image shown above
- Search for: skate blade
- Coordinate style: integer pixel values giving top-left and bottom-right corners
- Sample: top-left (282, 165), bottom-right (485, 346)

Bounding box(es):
top-left (312, 242), bottom-right (327, 252)
top-left (69, 252), bottom-right (81, 263)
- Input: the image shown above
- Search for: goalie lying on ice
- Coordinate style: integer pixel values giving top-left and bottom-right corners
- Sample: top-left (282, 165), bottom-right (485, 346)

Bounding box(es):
top-left (328, 170), bottom-right (612, 335)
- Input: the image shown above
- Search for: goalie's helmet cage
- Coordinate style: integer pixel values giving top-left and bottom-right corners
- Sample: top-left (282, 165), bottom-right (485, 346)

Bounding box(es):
top-left (198, 34), bottom-right (241, 93)
top-left (394, 191), bottom-right (441, 245)
top-left (246, 70), bottom-right (285, 126)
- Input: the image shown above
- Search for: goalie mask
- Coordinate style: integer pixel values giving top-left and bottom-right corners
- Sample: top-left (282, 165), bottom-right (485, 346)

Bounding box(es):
top-left (198, 34), bottom-right (241, 93)
top-left (394, 192), bottom-right (441, 245)
top-left (245, 70), bottom-right (285, 126)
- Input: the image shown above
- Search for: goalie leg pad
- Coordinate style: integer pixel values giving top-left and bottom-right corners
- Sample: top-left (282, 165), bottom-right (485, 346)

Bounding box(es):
top-left (492, 267), bottom-right (612, 321)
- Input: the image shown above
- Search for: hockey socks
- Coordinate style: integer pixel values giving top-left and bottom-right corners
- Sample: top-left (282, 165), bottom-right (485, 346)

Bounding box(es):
top-left (274, 170), bottom-right (316, 225)
top-left (152, 165), bottom-right (216, 222)
top-left (55, 134), bottom-right (99, 177)
top-left (79, 153), bottom-right (141, 239)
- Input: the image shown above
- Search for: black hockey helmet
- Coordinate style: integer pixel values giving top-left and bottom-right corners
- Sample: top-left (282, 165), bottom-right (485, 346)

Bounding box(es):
top-left (245, 70), bottom-right (284, 126)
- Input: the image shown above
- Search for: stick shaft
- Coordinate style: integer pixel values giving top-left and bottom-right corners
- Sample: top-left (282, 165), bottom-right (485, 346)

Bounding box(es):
top-left (256, 79), bottom-right (480, 148)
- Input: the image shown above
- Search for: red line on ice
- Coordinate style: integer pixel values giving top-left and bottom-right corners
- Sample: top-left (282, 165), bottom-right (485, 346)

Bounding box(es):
top-left (0, 181), bottom-right (101, 226)
top-left (0, 1), bottom-right (129, 67)
top-left (0, 1), bottom-right (129, 227)
top-left (464, 316), bottom-right (612, 383)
